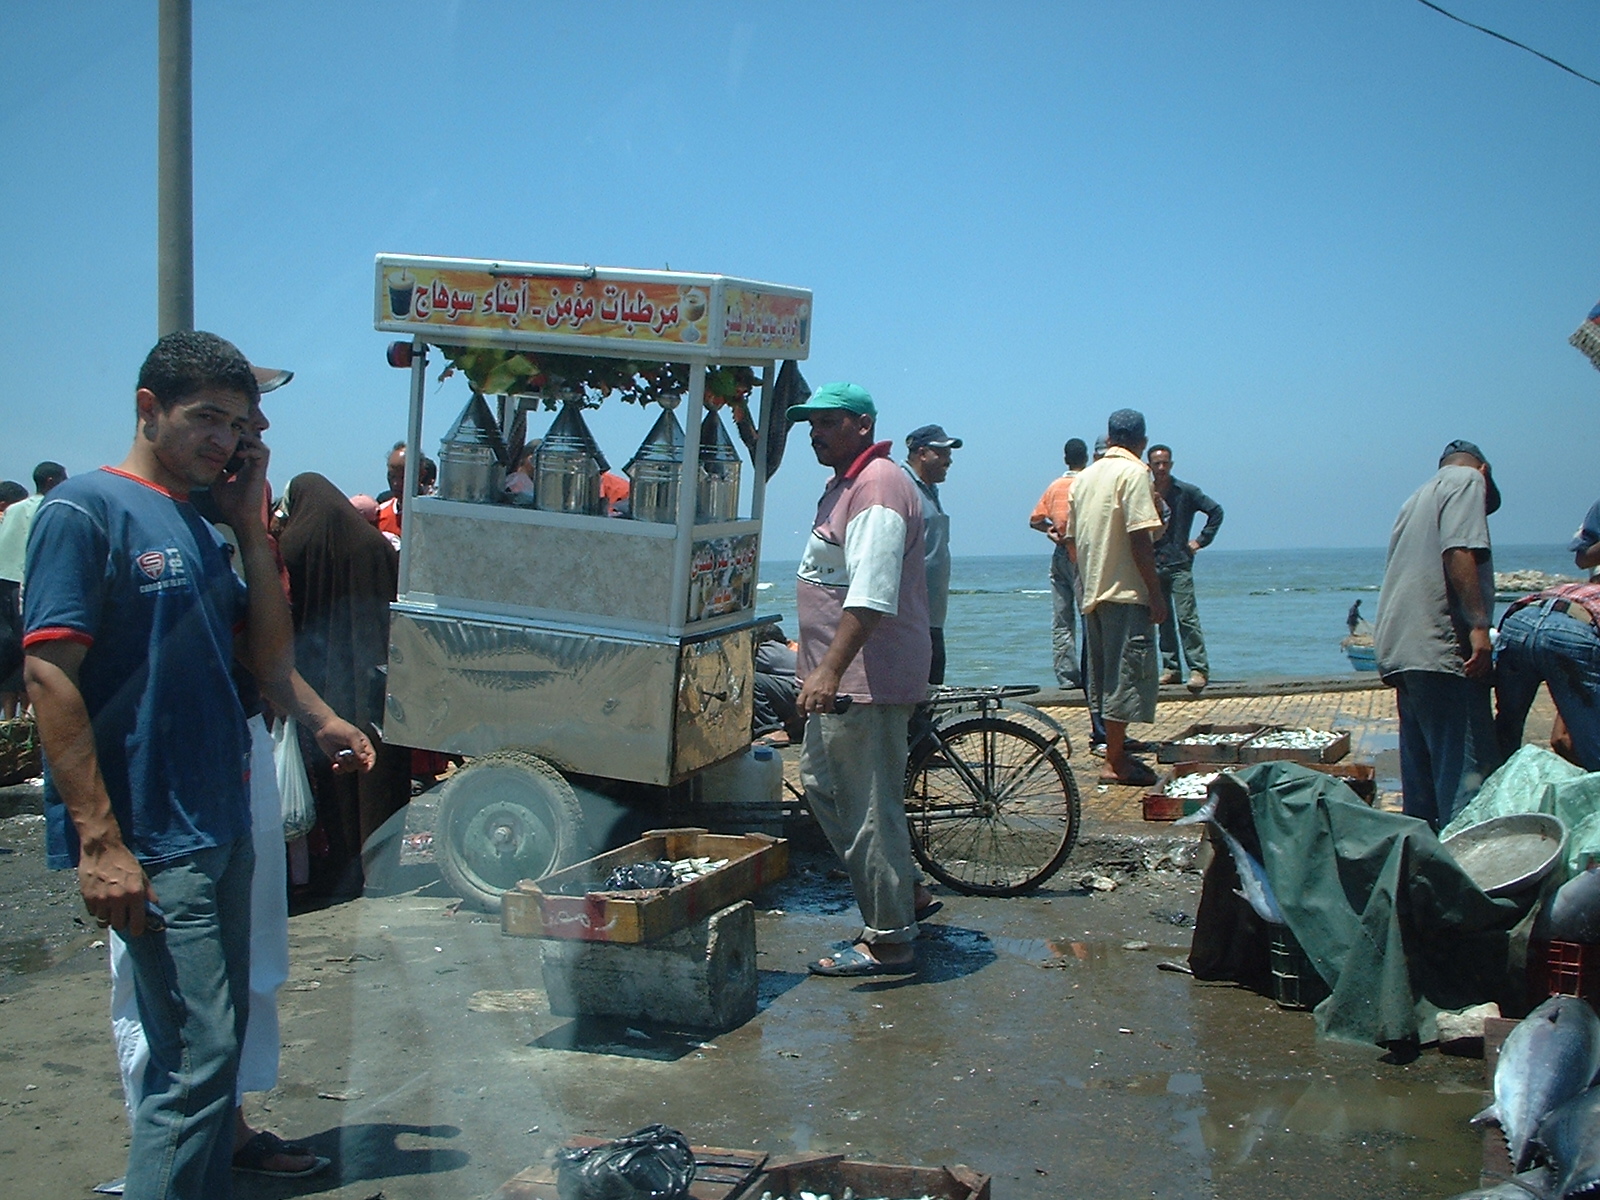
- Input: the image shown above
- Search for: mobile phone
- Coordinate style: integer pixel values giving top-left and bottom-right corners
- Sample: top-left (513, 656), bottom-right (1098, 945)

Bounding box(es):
top-left (223, 451), bottom-right (246, 477)
top-left (144, 900), bottom-right (166, 933)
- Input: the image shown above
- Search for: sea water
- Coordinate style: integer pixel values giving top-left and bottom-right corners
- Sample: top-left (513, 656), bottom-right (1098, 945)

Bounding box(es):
top-left (754, 545), bottom-right (1579, 686)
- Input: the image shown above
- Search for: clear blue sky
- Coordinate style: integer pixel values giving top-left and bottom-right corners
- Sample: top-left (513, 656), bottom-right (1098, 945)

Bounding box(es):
top-left (4, 2), bottom-right (1597, 555)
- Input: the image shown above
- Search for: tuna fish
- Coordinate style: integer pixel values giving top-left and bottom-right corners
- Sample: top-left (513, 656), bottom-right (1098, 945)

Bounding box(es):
top-left (1536, 1085), bottom-right (1600, 1198)
top-left (1474, 996), bottom-right (1600, 1173)
top-left (1540, 869), bottom-right (1600, 944)
top-left (1214, 826), bottom-right (1286, 925)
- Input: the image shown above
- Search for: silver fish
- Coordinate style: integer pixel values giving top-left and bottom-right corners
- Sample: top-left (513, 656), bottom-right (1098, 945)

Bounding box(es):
top-left (1536, 1085), bottom-right (1600, 1199)
top-left (1216, 825), bottom-right (1285, 925)
top-left (1474, 996), bottom-right (1600, 1173)
top-left (1540, 869), bottom-right (1600, 944)
top-left (1442, 1167), bottom-right (1551, 1199)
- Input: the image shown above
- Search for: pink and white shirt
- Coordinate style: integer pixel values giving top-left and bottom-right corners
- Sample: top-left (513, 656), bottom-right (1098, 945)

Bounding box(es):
top-left (796, 442), bottom-right (931, 704)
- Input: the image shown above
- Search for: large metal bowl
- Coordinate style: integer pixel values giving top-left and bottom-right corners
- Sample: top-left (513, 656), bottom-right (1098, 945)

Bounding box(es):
top-left (1440, 812), bottom-right (1568, 897)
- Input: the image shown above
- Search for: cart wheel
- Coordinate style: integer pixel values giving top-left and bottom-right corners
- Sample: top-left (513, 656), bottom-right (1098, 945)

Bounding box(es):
top-left (436, 750), bottom-right (587, 912)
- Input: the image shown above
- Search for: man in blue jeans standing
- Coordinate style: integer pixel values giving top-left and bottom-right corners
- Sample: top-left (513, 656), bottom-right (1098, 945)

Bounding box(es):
top-left (1373, 440), bottom-right (1502, 829)
top-left (23, 332), bottom-right (309, 1200)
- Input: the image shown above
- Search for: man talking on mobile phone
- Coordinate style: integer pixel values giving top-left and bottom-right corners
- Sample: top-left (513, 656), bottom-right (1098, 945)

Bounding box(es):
top-left (23, 331), bottom-right (363, 1200)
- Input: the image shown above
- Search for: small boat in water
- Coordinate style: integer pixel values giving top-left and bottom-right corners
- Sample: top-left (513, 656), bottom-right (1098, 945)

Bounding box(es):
top-left (1342, 600), bottom-right (1378, 672)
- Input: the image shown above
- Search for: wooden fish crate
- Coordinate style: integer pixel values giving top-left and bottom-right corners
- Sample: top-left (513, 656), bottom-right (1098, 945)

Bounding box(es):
top-left (750, 1153), bottom-right (991, 1200)
top-left (501, 828), bottom-right (787, 943)
top-left (1302, 760), bottom-right (1375, 803)
top-left (1143, 762), bottom-right (1228, 822)
top-left (494, 1141), bottom-right (766, 1200)
top-left (1238, 728), bottom-right (1351, 765)
top-left (1156, 724), bottom-right (1273, 764)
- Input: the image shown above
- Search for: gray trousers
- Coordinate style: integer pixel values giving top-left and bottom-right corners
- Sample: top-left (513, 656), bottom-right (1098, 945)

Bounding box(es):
top-left (1158, 564), bottom-right (1209, 677)
top-left (1050, 542), bottom-right (1083, 689)
top-left (800, 703), bottom-right (918, 944)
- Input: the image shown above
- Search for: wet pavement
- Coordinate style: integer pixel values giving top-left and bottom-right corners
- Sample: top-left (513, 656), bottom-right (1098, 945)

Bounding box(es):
top-left (0, 682), bottom-right (1558, 1199)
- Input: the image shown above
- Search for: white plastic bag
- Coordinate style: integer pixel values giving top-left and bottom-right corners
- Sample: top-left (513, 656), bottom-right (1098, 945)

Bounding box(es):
top-left (272, 717), bottom-right (317, 841)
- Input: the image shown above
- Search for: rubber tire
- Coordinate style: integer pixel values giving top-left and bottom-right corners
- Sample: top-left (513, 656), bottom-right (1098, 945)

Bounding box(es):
top-left (904, 716), bottom-right (1080, 896)
top-left (435, 750), bottom-right (587, 912)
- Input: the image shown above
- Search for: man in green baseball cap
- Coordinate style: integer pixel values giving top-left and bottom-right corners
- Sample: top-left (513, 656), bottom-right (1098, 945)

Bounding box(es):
top-left (785, 379), bottom-right (877, 420)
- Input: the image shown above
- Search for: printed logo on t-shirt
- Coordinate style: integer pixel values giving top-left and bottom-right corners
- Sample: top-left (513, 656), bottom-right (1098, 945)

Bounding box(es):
top-left (133, 547), bottom-right (189, 594)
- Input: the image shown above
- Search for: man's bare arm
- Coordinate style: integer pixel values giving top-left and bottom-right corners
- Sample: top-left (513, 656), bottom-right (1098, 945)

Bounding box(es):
top-left (1131, 530), bottom-right (1168, 628)
top-left (796, 608), bottom-right (883, 716)
top-left (1443, 547), bottom-right (1492, 679)
top-left (258, 670), bottom-right (376, 773)
top-left (23, 642), bottom-right (154, 935)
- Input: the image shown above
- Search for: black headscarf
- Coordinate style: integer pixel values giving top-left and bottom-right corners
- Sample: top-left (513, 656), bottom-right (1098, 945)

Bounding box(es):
top-left (277, 472), bottom-right (399, 732)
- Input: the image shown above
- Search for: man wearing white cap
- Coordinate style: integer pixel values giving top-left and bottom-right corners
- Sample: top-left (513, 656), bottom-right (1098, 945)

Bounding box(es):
top-left (902, 423), bottom-right (961, 685)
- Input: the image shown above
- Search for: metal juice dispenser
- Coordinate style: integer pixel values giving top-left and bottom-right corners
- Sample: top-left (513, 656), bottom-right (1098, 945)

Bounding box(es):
top-left (437, 391), bottom-right (505, 503)
top-left (697, 407), bottom-right (742, 522)
top-left (535, 400), bottom-right (605, 515)
top-left (627, 405), bottom-right (685, 524)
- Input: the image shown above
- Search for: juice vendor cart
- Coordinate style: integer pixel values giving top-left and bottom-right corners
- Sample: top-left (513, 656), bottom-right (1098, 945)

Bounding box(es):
top-left (373, 254), bottom-right (811, 909)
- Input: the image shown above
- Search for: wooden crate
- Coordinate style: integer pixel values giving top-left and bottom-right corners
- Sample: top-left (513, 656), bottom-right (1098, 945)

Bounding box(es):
top-left (494, 1141), bottom-right (765, 1200)
top-left (751, 1153), bottom-right (991, 1200)
top-left (0, 717), bottom-right (41, 787)
top-left (1238, 728), bottom-right (1351, 765)
top-left (1304, 760), bottom-right (1375, 803)
top-left (1143, 763), bottom-right (1229, 822)
top-left (501, 828), bottom-right (788, 943)
top-left (1157, 724), bottom-right (1273, 764)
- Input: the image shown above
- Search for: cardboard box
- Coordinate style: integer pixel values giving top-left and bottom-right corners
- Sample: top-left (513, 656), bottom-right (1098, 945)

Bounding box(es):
top-left (1143, 763), bottom-right (1229, 822)
top-left (501, 828), bottom-right (788, 943)
top-left (1239, 728), bottom-right (1352, 764)
top-left (1157, 724), bottom-right (1273, 764)
top-left (751, 1153), bottom-right (991, 1200)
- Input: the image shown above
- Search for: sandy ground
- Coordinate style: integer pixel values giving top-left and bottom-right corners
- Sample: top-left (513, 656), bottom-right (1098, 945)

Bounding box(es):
top-left (0, 774), bottom-right (1497, 1200)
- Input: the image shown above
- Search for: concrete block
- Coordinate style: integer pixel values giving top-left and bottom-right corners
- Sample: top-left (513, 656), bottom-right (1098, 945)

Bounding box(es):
top-left (539, 900), bottom-right (757, 1032)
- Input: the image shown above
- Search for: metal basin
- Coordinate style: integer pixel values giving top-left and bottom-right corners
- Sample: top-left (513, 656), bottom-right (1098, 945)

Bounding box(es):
top-left (1440, 812), bottom-right (1567, 897)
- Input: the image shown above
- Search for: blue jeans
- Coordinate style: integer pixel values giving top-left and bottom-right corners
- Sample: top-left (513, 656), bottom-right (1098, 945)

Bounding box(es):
top-left (1494, 600), bottom-right (1600, 770)
top-left (1392, 671), bottom-right (1498, 830)
top-left (119, 836), bottom-right (254, 1200)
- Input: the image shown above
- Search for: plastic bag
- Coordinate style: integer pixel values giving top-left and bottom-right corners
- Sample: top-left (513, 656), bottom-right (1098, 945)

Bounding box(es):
top-left (555, 1124), bottom-right (695, 1200)
top-left (272, 717), bottom-right (317, 841)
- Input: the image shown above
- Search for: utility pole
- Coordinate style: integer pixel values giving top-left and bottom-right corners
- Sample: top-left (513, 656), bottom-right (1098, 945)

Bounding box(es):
top-left (157, 0), bottom-right (193, 336)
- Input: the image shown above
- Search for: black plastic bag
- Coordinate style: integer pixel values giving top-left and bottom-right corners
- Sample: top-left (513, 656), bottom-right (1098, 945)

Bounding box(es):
top-left (603, 860), bottom-right (676, 891)
top-left (555, 1124), bottom-right (695, 1200)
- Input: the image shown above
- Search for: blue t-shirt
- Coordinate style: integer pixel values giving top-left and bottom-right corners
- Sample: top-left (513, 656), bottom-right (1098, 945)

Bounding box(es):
top-left (23, 468), bottom-right (251, 869)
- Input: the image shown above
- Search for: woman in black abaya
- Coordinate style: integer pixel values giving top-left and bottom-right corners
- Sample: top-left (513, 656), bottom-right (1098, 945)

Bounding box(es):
top-left (277, 472), bottom-right (409, 896)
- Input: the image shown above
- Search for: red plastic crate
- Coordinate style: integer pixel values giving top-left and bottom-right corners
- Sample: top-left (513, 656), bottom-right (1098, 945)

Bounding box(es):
top-left (1529, 939), bottom-right (1600, 1009)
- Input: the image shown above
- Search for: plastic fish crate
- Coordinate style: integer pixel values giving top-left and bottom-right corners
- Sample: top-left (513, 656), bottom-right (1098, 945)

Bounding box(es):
top-left (1528, 939), bottom-right (1600, 1010)
top-left (1269, 925), bottom-right (1330, 1011)
top-left (1143, 763), bottom-right (1227, 822)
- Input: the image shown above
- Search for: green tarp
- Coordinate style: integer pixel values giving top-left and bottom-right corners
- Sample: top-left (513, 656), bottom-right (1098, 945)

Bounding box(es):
top-left (1192, 762), bottom-right (1538, 1047)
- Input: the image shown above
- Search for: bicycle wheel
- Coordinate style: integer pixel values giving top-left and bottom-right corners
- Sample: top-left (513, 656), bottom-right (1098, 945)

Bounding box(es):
top-left (904, 715), bottom-right (1079, 895)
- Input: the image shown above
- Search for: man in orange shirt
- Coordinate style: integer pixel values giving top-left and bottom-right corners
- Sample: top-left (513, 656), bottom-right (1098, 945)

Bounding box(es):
top-left (1031, 438), bottom-right (1090, 690)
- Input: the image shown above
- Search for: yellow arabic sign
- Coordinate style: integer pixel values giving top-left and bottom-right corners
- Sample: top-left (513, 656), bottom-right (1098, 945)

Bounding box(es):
top-left (379, 265), bottom-right (712, 346)
top-left (719, 286), bottom-right (810, 356)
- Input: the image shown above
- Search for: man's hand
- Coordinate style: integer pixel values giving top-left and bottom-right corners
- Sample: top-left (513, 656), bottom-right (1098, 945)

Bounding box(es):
top-left (312, 716), bottom-right (376, 774)
top-left (79, 842), bottom-right (156, 936)
top-left (1149, 595), bottom-right (1169, 628)
top-left (796, 664), bottom-right (844, 717)
top-left (1463, 627), bottom-right (1493, 680)
top-left (210, 431), bottom-right (269, 529)
top-left (1187, 539), bottom-right (1202, 554)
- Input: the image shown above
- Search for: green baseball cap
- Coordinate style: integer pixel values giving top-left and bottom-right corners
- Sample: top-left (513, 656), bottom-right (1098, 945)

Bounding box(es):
top-left (787, 381), bottom-right (876, 420)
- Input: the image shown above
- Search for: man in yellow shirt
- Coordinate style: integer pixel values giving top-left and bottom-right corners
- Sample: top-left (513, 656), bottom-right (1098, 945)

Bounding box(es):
top-left (1065, 410), bottom-right (1168, 786)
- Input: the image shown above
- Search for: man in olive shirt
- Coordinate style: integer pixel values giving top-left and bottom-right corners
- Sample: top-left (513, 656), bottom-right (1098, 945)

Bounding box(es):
top-left (1373, 440), bottom-right (1501, 829)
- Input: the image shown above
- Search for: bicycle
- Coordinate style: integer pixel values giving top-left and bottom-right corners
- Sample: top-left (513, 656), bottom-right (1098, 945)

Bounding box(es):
top-left (903, 684), bottom-right (1081, 896)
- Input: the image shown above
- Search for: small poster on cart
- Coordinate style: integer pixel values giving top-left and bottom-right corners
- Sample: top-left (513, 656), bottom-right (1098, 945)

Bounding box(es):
top-left (689, 533), bottom-right (758, 623)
